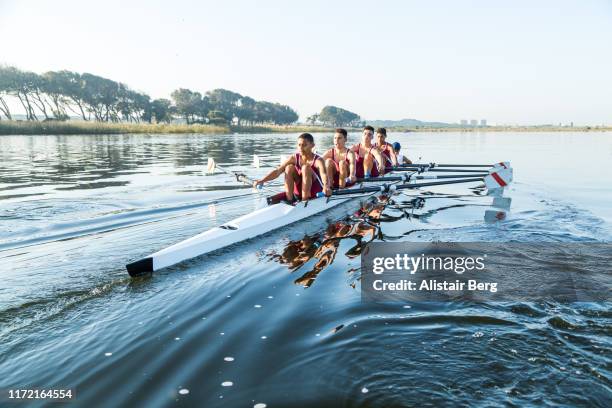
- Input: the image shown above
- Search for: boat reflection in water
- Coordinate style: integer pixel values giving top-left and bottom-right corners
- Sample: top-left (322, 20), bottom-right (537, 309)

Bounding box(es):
top-left (268, 195), bottom-right (425, 287)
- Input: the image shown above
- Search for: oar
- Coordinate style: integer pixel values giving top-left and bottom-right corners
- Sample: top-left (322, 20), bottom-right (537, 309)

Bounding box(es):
top-left (207, 158), bottom-right (276, 193)
top-left (388, 167), bottom-right (494, 173)
top-left (327, 177), bottom-right (484, 196)
top-left (254, 155), bottom-right (510, 171)
top-left (395, 161), bottom-right (510, 169)
top-left (389, 165), bottom-right (513, 180)
top-left (253, 154), bottom-right (294, 169)
top-left (254, 155), bottom-right (507, 174)
top-left (357, 173), bottom-right (490, 183)
top-left (326, 169), bottom-right (512, 197)
top-left (436, 162), bottom-right (511, 169)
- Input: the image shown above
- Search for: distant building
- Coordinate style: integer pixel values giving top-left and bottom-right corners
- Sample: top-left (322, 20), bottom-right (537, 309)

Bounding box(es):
top-left (460, 119), bottom-right (468, 126)
top-left (480, 119), bottom-right (487, 127)
top-left (470, 119), bottom-right (478, 127)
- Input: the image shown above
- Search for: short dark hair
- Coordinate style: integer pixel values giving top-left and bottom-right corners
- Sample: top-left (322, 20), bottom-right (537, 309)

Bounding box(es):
top-left (335, 128), bottom-right (347, 138)
top-left (363, 125), bottom-right (374, 132)
top-left (298, 132), bottom-right (314, 144)
top-left (376, 127), bottom-right (387, 136)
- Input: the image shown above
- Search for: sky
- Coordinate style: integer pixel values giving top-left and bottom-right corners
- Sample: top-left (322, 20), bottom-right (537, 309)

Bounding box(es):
top-left (1, 0), bottom-right (611, 125)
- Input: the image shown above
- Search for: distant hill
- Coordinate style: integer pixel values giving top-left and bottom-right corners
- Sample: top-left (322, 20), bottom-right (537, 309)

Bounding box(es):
top-left (366, 118), bottom-right (454, 128)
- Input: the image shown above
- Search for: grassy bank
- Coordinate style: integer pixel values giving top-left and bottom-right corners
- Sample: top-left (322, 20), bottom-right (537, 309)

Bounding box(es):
top-left (0, 120), bottom-right (337, 136)
top-left (1, 120), bottom-right (610, 135)
top-left (0, 120), bottom-right (230, 135)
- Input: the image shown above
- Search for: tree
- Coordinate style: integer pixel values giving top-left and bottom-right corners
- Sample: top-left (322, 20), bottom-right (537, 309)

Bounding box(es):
top-left (28, 73), bottom-right (53, 120)
top-left (237, 96), bottom-right (256, 125)
top-left (171, 88), bottom-right (203, 124)
top-left (196, 96), bottom-right (211, 123)
top-left (0, 66), bottom-right (301, 127)
top-left (41, 71), bottom-right (72, 120)
top-left (1, 68), bottom-right (40, 120)
top-left (252, 101), bottom-right (273, 124)
top-left (116, 89), bottom-right (150, 123)
top-left (249, 101), bottom-right (298, 125)
top-left (306, 113), bottom-right (320, 125)
top-left (206, 89), bottom-right (242, 124)
top-left (318, 105), bottom-right (360, 127)
top-left (1, 67), bottom-right (86, 121)
top-left (207, 110), bottom-right (229, 125)
top-left (0, 66), bottom-right (16, 120)
top-left (144, 98), bottom-right (173, 123)
top-left (45, 70), bottom-right (89, 120)
top-left (274, 103), bottom-right (298, 125)
top-left (80, 73), bottom-right (123, 121)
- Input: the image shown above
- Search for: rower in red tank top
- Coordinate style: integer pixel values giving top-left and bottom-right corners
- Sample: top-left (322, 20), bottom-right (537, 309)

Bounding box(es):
top-left (322, 128), bottom-right (356, 188)
top-left (374, 127), bottom-right (398, 169)
top-left (354, 143), bottom-right (378, 177)
top-left (253, 133), bottom-right (331, 202)
top-left (350, 126), bottom-right (386, 178)
top-left (293, 152), bottom-right (324, 197)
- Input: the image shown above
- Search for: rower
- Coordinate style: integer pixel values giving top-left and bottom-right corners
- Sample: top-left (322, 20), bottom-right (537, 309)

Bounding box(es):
top-left (253, 133), bottom-right (331, 202)
top-left (373, 127), bottom-right (398, 169)
top-left (350, 125), bottom-right (386, 178)
top-left (393, 142), bottom-right (412, 165)
top-left (322, 128), bottom-right (356, 188)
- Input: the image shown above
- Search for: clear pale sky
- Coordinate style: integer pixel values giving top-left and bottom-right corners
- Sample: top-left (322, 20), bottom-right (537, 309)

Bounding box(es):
top-left (1, 0), bottom-right (611, 124)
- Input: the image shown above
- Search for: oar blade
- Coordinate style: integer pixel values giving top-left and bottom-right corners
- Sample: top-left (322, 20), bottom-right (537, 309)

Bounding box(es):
top-left (492, 196), bottom-right (512, 210)
top-left (253, 155), bottom-right (262, 168)
top-left (484, 168), bottom-right (512, 190)
top-left (484, 209), bottom-right (507, 222)
top-left (488, 165), bottom-right (513, 177)
top-left (493, 161), bottom-right (511, 170)
top-left (207, 158), bottom-right (217, 174)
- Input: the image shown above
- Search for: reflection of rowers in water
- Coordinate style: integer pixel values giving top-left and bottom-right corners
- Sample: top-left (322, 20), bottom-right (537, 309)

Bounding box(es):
top-left (268, 197), bottom-right (389, 287)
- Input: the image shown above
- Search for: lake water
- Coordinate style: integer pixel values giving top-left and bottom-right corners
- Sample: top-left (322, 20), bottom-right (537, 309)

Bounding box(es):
top-left (0, 132), bottom-right (610, 407)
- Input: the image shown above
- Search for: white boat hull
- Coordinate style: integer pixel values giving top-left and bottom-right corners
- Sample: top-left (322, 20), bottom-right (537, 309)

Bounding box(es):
top-left (126, 187), bottom-right (376, 276)
top-left (126, 163), bottom-right (504, 276)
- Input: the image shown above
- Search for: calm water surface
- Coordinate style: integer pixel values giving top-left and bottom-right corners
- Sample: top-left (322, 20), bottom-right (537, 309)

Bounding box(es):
top-left (0, 132), bottom-right (610, 407)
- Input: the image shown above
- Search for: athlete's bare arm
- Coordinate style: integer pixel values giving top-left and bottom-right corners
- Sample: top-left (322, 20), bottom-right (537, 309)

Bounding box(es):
top-left (315, 157), bottom-right (332, 196)
top-left (388, 147), bottom-right (399, 167)
top-left (254, 155), bottom-right (295, 187)
top-left (321, 148), bottom-right (333, 160)
top-left (371, 149), bottom-right (386, 173)
top-left (347, 150), bottom-right (356, 182)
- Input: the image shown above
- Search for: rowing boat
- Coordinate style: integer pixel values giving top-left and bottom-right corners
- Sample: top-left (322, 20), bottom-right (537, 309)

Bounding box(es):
top-left (127, 173), bottom-right (401, 276)
top-left (126, 160), bottom-right (512, 276)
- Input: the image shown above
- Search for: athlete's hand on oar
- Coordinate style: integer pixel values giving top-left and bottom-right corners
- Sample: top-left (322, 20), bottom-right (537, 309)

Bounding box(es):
top-left (378, 164), bottom-right (386, 176)
top-left (324, 185), bottom-right (332, 197)
top-left (253, 180), bottom-right (264, 190)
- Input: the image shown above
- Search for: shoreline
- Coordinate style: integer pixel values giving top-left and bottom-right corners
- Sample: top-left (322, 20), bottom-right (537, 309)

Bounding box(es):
top-left (0, 121), bottom-right (333, 136)
top-left (0, 120), bottom-right (610, 135)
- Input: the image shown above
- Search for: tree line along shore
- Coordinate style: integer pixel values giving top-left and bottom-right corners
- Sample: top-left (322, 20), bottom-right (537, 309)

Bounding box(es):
top-left (1, 66), bottom-right (609, 135)
top-left (0, 120), bottom-right (609, 136)
top-left (0, 66), bottom-right (363, 131)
